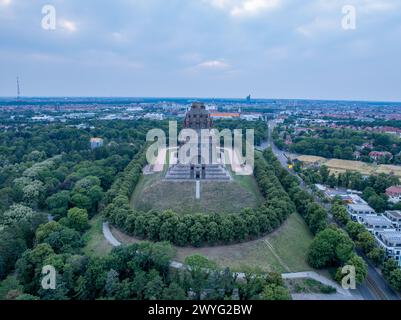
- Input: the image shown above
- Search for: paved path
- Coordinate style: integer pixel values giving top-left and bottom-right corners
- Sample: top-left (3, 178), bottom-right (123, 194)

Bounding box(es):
top-left (196, 181), bottom-right (200, 199)
top-left (281, 272), bottom-right (353, 297)
top-left (102, 222), bottom-right (121, 247)
top-left (102, 221), bottom-right (355, 298)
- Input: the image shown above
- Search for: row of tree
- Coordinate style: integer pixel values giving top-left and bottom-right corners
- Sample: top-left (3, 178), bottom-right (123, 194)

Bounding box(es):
top-left (105, 152), bottom-right (295, 247)
top-left (262, 149), bottom-right (328, 235)
top-left (261, 149), bottom-right (370, 285)
top-left (10, 238), bottom-right (290, 300)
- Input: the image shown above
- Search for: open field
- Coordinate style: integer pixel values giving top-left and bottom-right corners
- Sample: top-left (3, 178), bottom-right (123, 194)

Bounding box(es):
top-left (131, 161), bottom-right (262, 214)
top-left (111, 212), bottom-right (314, 273)
top-left (377, 165), bottom-right (401, 177)
top-left (325, 158), bottom-right (374, 176)
top-left (82, 214), bottom-right (113, 257)
top-left (295, 155), bottom-right (401, 178)
top-left (132, 179), bottom-right (260, 214)
top-left (294, 155), bottom-right (327, 164)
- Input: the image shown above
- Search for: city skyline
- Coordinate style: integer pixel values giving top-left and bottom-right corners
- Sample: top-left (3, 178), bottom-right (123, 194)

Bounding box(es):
top-left (1, 0), bottom-right (401, 101)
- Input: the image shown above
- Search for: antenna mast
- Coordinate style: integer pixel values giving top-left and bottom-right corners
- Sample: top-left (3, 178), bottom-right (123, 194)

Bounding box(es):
top-left (16, 76), bottom-right (21, 100)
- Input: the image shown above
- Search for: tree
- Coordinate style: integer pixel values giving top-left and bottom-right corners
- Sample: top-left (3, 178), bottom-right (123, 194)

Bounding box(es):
top-left (189, 222), bottom-right (204, 247)
top-left (104, 269), bottom-right (120, 298)
top-left (66, 208), bottom-right (89, 232)
top-left (346, 254), bottom-right (368, 284)
top-left (319, 166), bottom-right (330, 183)
top-left (46, 191), bottom-right (70, 218)
top-left (35, 221), bottom-right (63, 243)
top-left (185, 255), bottom-right (216, 300)
top-left (42, 226), bottom-right (83, 254)
top-left (367, 248), bottom-right (386, 267)
top-left (70, 193), bottom-right (92, 211)
top-left (357, 231), bottom-right (376, 254)
top-left (0, 204), bottom-right (34, 228)
top-left (22, 180), bottom-right (45, 208)
top-left (261, 284), bottom-right (291, 300)
top-left (388, 269), bottom-right (401, 291)
top-left (382, 259), bottom-right (399, 278)
top-left (15, 243), bottom-right (55, 293)
top-left (306, 203), bottom-right (328, 235)
top-left (308, 227), bottom-right (354, 269)
top-left (162, 282), bottom-right (187, 300)
top-left (345, 221), bottom-right (366, 240)
top-left (362, 187), bottom-right (376, 201)
top-left (332, 204), bottom-right (350, 226)
top-left (144, 269), bottom-right (165, 300)
top-left (368, 194), bottom-right (386, 213)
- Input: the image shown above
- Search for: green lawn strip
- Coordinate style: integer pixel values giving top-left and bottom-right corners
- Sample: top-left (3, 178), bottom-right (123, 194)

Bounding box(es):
top-left (82, 214), bottom-right (112, 257)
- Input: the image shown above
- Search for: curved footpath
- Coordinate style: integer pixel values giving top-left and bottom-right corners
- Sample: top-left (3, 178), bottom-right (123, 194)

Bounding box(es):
top-left (103, 222), bottom-right (355, 298)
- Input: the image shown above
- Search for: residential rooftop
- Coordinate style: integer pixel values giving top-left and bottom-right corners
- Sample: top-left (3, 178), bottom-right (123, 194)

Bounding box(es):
top-left (386, 210), bottom-right (401, 219)
top-left (348, 204), bottom-right (375, 212)
top-left (378, 230), bottom-right (401, 244)
top-left (361, 215), bottom-right (393, 226)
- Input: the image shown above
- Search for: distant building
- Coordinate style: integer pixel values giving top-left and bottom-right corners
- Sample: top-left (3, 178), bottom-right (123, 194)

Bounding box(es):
top-left (32, 115), bottom-right (55, 122)
top-left (240, 114), bottom-right (262, 121)
top-left (325, 189), bottom-right (366, 205)
top-left (375, 230), bottom-right (401, 265)
top-left (358, 214), bottom-right (393, 235)
top-left (384, 211), bottom-right (401, 231)
top-left (143, 113), bottom-right (165, 121)
top-left (127, 107), bottom-right (144, 112)
top-left (386, 186), bottom-right (401, 204)
top-left (210, 112), bottom-right (240, 120)
top-left (361, 143), bottom-right (374, 150)
top-left (90, 138), bottom-right (104, 150)
top-left (347, 203), bottom-right (375, 219)
top-left (377, 126), bottom-right (401, 137)
top-left (369, 151), bottom-right (393, 161)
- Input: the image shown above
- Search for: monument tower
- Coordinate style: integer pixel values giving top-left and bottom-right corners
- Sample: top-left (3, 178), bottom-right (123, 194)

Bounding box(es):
top-left (165, 102), bottom-right (230, 181)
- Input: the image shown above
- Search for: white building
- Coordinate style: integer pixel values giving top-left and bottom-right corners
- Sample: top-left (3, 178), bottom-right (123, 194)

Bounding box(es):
top-left (347, 204), bottom-right (376, 219)
top-left (127, 107), bottom-right (144, 112)
top-left (358, 215), bottom-right (393, 236)
top-left (143, 113), bottom-right (165, 121)
top-left (384, 211), bottom-right (401, 231)
top-left (240, 114), bottom-right (262, 121)
top-left (386, 186), bottom-right (401, 204)
top-left (32, 115), bottom-right (55, 122)
top-left (90, 138), bottom-right (104, 150)
top-left (375, 230), bottom-right (401, 265)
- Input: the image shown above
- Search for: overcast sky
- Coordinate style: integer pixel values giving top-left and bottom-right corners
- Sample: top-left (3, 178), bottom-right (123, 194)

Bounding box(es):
top-left (0, 0), bottom-right (401, 101)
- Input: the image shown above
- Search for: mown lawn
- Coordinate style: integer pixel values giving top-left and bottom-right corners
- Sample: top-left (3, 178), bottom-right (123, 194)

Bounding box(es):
top-left (175, 212), bottom-right (314, 273)
top-left (82, 214), bottom-right (113, 257)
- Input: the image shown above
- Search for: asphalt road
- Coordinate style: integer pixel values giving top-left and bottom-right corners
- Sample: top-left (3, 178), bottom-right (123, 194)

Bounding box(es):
top-left (266, 120), bottom-right (400, 301)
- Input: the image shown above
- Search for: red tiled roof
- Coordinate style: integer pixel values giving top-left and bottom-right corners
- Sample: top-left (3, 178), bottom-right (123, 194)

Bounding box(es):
top-left (386, 186), bottom-right (401, 195)
top-left (210, 113), bottom-right (240, 117)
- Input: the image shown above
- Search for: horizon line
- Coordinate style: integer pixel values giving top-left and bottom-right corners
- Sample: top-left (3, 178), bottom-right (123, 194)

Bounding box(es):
top-left (1, 96), bottom-right (401, 105)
